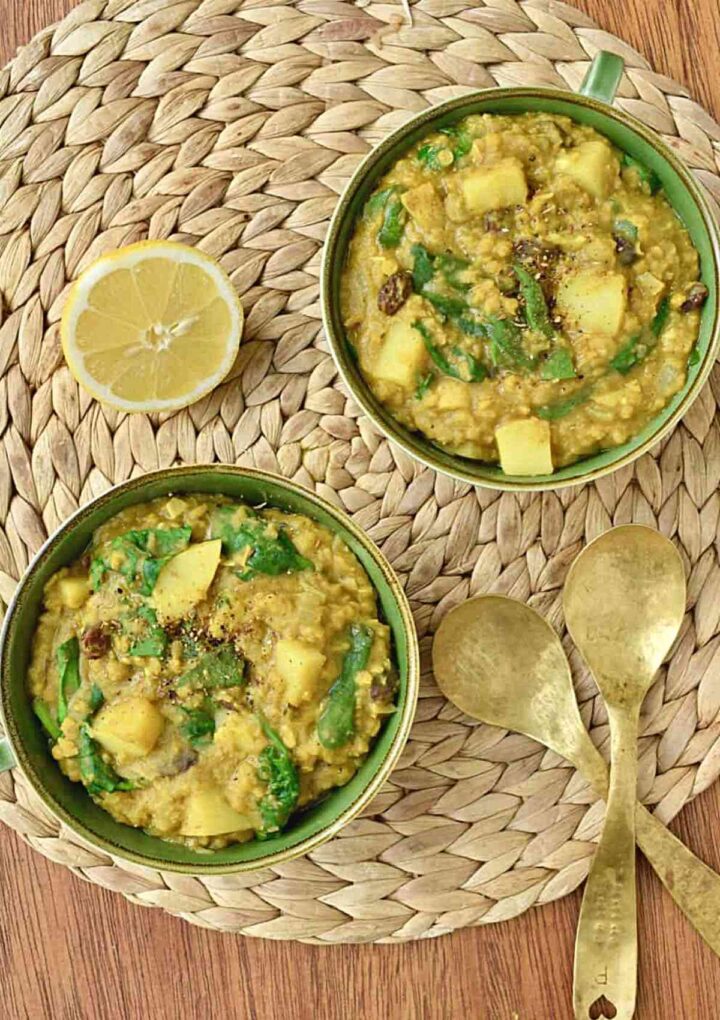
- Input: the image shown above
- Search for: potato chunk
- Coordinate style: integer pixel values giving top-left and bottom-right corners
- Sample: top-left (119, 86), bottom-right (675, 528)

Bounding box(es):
top-left (152, 540), bottom-right (221, 621)
top-left (496, 418), bottom-right (553, 476)
top-left (460, 158), bottom-right (527, 214)
top-left (401, 182), bottom-right (445, 233)
top-left (555, 140), bottom-right (618, 200)
top-left (93, 697), bottom-right (164, 761)
top-left (557, 272), bottom-right (627, 337)
top-left (182, 787), bottom-right (252, 837)
top-left (58, 577), bottom-right (90, 609)
top-left (372, 317), bottom-right (427, 389)
top-left (275, 639), bottom-right (326, 706)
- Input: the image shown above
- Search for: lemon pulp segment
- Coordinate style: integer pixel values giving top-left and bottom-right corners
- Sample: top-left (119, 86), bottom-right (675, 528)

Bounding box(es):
top-left (62, 241), bottom-right (243, 412)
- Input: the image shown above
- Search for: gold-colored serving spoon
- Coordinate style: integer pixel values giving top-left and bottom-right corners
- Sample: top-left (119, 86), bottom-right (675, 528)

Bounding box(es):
top-left (564, 525), bottom-right (686, 1019)
top-left (433, 586), bottom-right (720, 1019)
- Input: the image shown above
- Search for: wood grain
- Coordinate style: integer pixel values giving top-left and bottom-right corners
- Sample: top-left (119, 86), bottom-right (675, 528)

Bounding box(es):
top-left (0, 2), bottom-right (719, 1018)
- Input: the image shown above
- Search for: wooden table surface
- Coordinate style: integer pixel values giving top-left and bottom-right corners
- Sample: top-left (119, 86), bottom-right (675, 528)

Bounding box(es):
top-left (1, 2), bottom-right (719, 1018)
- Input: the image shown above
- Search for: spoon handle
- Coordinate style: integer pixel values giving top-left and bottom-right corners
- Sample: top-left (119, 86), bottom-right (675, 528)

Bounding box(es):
top-left (580, 747), bottom-right (720, 959)
top-left (635, 805), bottom-right (720, 955)
top-left (574, 705), bottom-right (639, 1020)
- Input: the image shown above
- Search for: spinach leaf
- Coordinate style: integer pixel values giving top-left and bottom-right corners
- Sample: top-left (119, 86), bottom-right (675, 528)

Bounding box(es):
top-left (436, 253), bottom-right (471, 292)
top-left (211, 507), bottom-right (313, 581)
top-left (177, 645), bottom-right (245, 691)
top-left (652, 295), bottom-right (671, 338)
top-left (411, 248), bottom-right (528, 370)
top-left (514, 263), bottom-right (554, 339)
top-left (78, 724), bottom-right (133, 796)
top-left (537, 389), bottom-right (590, 420)
top-left (439, 124), bottom-right (472, 160)
top-left (125, 527), bottom-right (192, 558)
top-left (91, 527), bottom-right (191, 595)
top-left (486, 316), bottom-right (537, 371)
top-left (611, 298), bottom-right (670, 375)
top-left (127, 605), bottom-right (167, 658)
top-left (317, 624), bottom-right (374, 750)
top-left (33, 699), bottom-right (61, 742)
top-left (413, 321), bottom-right (462, 380)
top-left (57, 637), bottom-right (81, 724)
top-left (364, 186), bottom-right (397, 219)
top-left (688, 346), bottom-right (701, 367)
top-left (180, 707), bottom-right (215, 747)
top-left (257, 717), bottom-right (299, 837)
top-left (415, 372), bottom-right (434, 400)
top-left (610, 335), bottom-right (644, 375)
top-left (622, 153), bottom-right (662, 195)
top-left (540, 348), bottom-right (576, 381)
top-left (378, 195), bottom-right (407, 249)
top-left (453, 346), bottom-right (487, 382)
top-left (411, 245), bottom-right (470, 294)
top-left (238, 530), bottom-right (313, 581)
top-left (454, 315), bottom-right (488, 338)
top-left (422, 290), bottom-right (468, 319)
top-left (416, 143), bottom-right (445, 171)
top-left (89, 557), bottom-right (106, 592)
top-left (89, 684), bottom-right (105, 714)
top-left (411, 243), bottom-right (436, 291)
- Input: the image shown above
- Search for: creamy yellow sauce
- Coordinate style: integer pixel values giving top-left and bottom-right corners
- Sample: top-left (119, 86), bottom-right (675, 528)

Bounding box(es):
top-left (341, 112), bottom-right (706, 470)
top-left (28, 495), bottom-right (395, 849)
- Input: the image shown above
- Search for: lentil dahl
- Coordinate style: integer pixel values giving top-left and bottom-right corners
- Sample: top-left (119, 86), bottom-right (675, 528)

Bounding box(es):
top-left (28, 496), bottom-right (395, 849)
top-left (341, 112), bottom-right (707, 473)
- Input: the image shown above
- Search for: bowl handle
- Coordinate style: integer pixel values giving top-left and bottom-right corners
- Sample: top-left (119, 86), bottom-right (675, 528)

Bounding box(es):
top-left (0, 736), bottom-right (16, 772)
top-left (579, 51), bottom-right (624, 105)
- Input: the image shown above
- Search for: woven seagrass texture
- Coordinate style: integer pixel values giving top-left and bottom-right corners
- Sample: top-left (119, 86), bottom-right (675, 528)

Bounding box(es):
top-left (1, 0), bottom-right (720, 944)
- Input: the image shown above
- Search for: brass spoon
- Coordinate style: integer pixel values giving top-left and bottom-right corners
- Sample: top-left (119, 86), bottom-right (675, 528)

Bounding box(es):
top-left (564, 525), bottom-right (686, 1020)
top-left (433, 593), bottom-right (720, 1017)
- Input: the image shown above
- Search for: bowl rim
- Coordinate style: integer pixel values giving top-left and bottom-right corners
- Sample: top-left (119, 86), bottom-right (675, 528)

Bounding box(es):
top-left (321, 84), bottom-right (720, 492)
top-left (0, 464), bottom-right (420, 874)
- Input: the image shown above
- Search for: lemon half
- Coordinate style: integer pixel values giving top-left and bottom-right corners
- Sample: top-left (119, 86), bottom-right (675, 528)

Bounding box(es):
top-left (61, 240), bottom-right (243, 413)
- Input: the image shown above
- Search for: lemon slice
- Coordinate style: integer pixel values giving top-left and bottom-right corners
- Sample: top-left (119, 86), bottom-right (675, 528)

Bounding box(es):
top-left (61, 240), bottom-right (243, 413)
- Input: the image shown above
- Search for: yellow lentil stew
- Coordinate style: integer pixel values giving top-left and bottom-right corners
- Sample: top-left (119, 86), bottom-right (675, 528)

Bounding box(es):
top-left (28, 496), bottom-right (395, 849)
top-left (340, 112), bottom-right (708, 474)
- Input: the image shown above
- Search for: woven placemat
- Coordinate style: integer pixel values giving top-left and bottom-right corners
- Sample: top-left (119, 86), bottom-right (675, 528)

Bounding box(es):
top-left (1, 0), bottom-right (720, 944)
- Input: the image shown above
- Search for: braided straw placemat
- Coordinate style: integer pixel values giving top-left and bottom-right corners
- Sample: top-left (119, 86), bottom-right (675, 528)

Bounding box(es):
top-left (2, 0), bottom-right (720, 943)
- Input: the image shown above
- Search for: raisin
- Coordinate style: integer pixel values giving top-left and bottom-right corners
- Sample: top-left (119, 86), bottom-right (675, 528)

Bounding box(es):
top-left (377, 271), bottom-right (413, 316)
top-left (681, 283), bottom-right (709, 313)
top-left (82, 625), bottom-right (110, 659)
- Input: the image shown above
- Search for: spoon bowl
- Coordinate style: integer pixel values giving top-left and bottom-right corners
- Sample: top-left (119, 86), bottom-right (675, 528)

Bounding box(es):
top-left (432, 595), bottom-right (598, 777)
top-left (563, 525), bottom-right (686, 704)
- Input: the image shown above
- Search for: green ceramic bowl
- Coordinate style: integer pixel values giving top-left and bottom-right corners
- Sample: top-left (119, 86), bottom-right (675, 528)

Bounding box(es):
top-left (0, 466), bottom-right (419, 874)
top-left (321, 52), bottom-right (720, 491)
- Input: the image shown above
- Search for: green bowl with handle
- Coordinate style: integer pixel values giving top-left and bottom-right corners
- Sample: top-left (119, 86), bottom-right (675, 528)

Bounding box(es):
top-left (0, 466), bottom-right (419, 874)
top-left (321, 52), bottom-right (720, 491)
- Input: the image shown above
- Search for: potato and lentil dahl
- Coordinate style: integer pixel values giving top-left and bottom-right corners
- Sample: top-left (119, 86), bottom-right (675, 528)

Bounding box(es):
top-left (341, 112), bottom-right (708, 474)
top-left (28, 496), bottom-right (395, 849)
